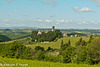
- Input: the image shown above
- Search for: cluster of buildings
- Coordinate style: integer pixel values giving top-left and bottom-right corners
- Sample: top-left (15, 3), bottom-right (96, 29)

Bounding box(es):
top-left (63, 33), bottom-right (78, 37)
top-left (37, 26), bottom-right (55, 35)
top-left (37, 26), bottom-right (78, 37)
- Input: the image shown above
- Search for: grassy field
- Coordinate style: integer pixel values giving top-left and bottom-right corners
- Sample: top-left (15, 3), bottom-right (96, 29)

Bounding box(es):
top-left (26, 36), bottom-right (90, 49)
top-left (0, 57), bottom-right (99, 67)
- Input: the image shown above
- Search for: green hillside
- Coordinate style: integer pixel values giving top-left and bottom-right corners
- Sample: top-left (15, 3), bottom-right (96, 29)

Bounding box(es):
top-left (26, 36), bottom-right (90, 49)
top-left (0, 29), bottom-right (31, 40)
top-left (0, 57), bottom-right (99, 67)
top-left (0, 36), bottom-right (90, 49)
top-left (0, 35), bottom-right (11, 42)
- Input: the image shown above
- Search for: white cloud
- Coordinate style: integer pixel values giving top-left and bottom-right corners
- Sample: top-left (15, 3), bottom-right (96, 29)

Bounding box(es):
top-left (44, 19), bottom-right (52, 23)
top-left (80, 7), bottom-right (91, 12)
top-left (78, 21), bottom-right (89, 24)
top-left (56, 20), bottom-right (72, 23)
top-left (74, 7), bottom-right (92, 12)
top-left (36, 19), bottom-right (52, 23)
top-left (90, 21), bottom-right (100, 24)
top-left (37, 19), bottom-right (43, 22)
top-left (56, 20), bottom-right (65, 23)
top-left (78, 21), bottom-right (100, 25)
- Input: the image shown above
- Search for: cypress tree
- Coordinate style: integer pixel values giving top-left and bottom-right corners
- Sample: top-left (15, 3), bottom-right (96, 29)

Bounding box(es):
top-left (61, 40), bottom-right (63, 49)
top-left (68, 39), bottom-right (71, 46)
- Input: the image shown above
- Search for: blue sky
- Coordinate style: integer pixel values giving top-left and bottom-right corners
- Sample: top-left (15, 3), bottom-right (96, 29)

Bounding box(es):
top-left (0, 0), bottom-right (100, 29)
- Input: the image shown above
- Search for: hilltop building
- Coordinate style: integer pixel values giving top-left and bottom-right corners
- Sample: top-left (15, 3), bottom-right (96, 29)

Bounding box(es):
top-left (74, 34), bottom-right (78, 37)
top-left (63, 33), bottom-right (68, 37)
top-left (37, 26), bottom-right (55, 35)
top-left (52, 26), bottom-right (55, 31)
top-left (37, 30), bottom-right (42, 35)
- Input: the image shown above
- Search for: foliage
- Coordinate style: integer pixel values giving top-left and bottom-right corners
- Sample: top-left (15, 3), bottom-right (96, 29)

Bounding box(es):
top-left (87, 38), bottom-right (100, 64)
top-left (75, 38), bottom-right (87, 46)
top-left (75, 47), bottom-right (93, 64)
top-left (87, 35), bottom-right (94, 43)
top-left (0, 35), bottom-right (97, 65)
top-left (60, 40), bottom-right (71, 51)
top-left (46, 47), bottom-right (54, 52)
top-left (31, 30), bottom-right (63, 42)
top-left (26, 36), bottom-right (90, 50)
top-left (0, 41), bottom-right (32, 59)
top-left (60, 36), bottom-right (97, 64)
top-left (0, 35), bottom-right (11, 42)
top-left (62, 47), bottom-right (75, 63)
top-left (36, 51), bottom-right (45, 61)
top-left (34, 46), bottom-right (44, 51)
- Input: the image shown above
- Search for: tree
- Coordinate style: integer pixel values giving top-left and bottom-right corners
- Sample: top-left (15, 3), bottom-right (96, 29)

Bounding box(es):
top-left (62, 47), bottom-right (75, 63)
top-left (31, 31), bottom-right (37, 42)
top-left (36, 51), bottom-right (45, 61)
top-left (55, 30), bottom-right (63, 38)
top-left (79, 38), bottom-right (82, 42)
top-left (34, 46), bottom-right (44, 51)
top-left (46, 47), bottom-right (54, 51)
top-left (61, 40), bottom-right (71, 51)
top-left (31, 30), bottom-right (63, 42)
top-left (88, 35), bottom-right (94, 43)
top-left (61, 40), bottom-right (63, 49)
top-left (68, 40), bottom-right (71, 46)
top-left (87, 38), bottom-right (100, 64)
top-left (75, 38), bottom-right (87, 46)
top-left (75, 47), bottom-right (93, 64)
top-left (0, 41), bottom-right (32, 59)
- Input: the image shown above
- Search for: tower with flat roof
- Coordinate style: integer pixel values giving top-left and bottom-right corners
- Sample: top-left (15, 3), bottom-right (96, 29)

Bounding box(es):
top-left (52, 26), bottom-right (55, 31)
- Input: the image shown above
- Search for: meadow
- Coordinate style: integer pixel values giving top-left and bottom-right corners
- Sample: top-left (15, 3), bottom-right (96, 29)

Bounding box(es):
top-left (0, 57), bottom-right (99, 67)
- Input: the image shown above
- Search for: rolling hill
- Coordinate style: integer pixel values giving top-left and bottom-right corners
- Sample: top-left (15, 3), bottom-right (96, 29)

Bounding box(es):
top-left (0, 35), bottom-right (11, 42)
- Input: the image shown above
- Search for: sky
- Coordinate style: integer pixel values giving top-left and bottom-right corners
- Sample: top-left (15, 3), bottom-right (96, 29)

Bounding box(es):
top-left (0, 0), bottom-right (100, 29)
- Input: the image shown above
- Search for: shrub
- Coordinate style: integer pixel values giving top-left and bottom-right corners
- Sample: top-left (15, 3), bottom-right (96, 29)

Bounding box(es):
top-left (34, 46), bottom-right (44, 51)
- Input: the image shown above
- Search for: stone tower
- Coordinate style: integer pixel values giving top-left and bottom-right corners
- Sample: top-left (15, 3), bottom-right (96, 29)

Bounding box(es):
top-left (52, 26), bottom-right (55, 31)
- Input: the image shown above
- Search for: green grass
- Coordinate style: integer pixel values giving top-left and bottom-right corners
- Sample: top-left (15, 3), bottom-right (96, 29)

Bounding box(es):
top-left (26, 36), bottom-right (90, 49)
top-left (0, 37), bottom-right (30, 44)
top-left (0, 57), bottom-right (99, 67)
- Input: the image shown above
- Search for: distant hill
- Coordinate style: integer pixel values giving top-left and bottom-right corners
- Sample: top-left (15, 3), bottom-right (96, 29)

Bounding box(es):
top-left (0, 35), bottom-right (11, 42)
top-left (0, 26), bottom-right (38, 29)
